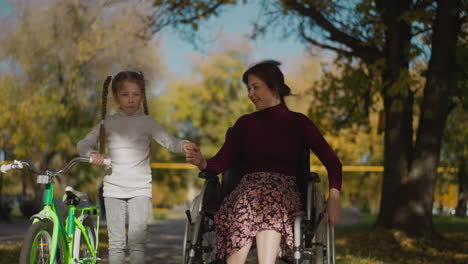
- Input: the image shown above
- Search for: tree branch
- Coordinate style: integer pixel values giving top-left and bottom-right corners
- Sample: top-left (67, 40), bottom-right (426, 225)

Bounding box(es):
top-left (411, 25), bottom-right (433, 37)
top-left (178, 2), bottom-right (225, 24)
top-left (281, 0), bottom-right (382, 63)
top-left (412, 0), bottom-right (435, 11)
top-left (299, 23), bottom-right (354, 56)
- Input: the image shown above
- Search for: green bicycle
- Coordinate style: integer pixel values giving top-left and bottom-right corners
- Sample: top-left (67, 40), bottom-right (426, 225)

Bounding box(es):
top-left (1, 157), bottom-right (110, 264)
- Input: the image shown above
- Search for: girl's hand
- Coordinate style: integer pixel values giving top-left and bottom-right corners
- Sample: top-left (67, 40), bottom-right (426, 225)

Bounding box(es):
top-left (326, 188), bottom-right (341, 226)
top-left (185, 144), bottom-right (207, 170)
top-left (182, 142), bottom-right (197, 154)
top-left (90, 152), bottom-right (105, 166)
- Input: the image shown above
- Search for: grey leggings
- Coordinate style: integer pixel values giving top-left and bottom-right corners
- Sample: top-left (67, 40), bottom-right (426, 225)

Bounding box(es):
top-left (104, 196), bottom-right (150, 264)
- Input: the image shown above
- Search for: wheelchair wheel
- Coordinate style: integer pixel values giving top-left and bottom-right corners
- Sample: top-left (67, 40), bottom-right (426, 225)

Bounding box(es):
top-left (313, 190), bottom-right (326, 264)
top-left (183, 194), bottom-right (218, 264)
top-left (200, 214), bottom-right (217, 263)
top-left (182, 218), bottom-right (191, 264)
top-left (183, 214), bottom-right (217, 264)
top-left (184, 193), bottom-right (202, 264)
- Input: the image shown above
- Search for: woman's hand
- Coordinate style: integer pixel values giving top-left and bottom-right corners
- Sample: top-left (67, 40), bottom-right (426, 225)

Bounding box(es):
top-left (90, 152), bottom-right (105, 166)
top-left (185, 144), bottom-right (207, 170)
top-left (327, 188), bottom-right (341, 227)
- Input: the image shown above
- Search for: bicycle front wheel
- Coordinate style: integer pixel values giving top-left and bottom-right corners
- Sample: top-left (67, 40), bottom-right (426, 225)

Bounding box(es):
top-left (72, 217), bottom-right (97, 262)
top-left (19, 219), bottom-right (63, 264)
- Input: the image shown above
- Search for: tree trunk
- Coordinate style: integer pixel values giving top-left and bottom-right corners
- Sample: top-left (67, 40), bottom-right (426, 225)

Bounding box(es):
top-left (375, 0), bottom-right (414, 229)
top-left (455, 161), bottom-right (467, 217)
top-left (387, 0), bottom-right (461, 235)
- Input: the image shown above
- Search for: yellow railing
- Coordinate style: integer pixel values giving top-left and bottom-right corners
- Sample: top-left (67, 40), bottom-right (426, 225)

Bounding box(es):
top-left (0, 161), bottom-right (458, 173)
top-left (150, 163), bottom-right (458, 173)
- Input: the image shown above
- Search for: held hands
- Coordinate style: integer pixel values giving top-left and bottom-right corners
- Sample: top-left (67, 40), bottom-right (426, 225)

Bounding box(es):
top-left (183, 142), bottom-right (206, 170)
top-left (326, 188), bottom-right (342, 227)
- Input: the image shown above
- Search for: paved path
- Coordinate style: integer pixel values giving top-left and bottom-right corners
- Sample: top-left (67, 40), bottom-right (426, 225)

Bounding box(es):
top-left (0, 217), bottom-right (262, 263)
top-left (145, 218), bottom-right (186, 263)
top-left (0, 209), bottom-right (360, 263)
top-left (0, 217), bottom-right (186, 263)
top-left (0, 218), bottom-right (30, 242)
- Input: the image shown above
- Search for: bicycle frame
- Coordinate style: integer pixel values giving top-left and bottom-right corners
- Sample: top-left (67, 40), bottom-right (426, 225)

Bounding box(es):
top-left (1, 158), bottom-right (101, 264)
top-left (30, 179), bottom-right (100, 264)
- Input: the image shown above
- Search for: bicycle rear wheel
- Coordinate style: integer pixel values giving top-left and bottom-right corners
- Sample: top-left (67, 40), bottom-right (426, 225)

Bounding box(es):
top-left (19, 219), bottom-right (63, 264)
top-left (72, 217), bottom-right (97, 262)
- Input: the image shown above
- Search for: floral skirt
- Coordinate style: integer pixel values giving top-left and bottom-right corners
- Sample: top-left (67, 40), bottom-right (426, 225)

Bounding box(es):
top-left (214, 171), bottom-right (305, 260)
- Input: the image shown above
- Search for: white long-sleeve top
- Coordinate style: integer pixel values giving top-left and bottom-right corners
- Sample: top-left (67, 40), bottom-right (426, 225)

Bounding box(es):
top-left (77, 109), bottom-right (188, 198)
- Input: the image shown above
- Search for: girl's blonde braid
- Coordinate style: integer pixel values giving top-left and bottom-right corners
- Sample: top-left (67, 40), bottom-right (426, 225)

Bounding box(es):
top-left (99, 76), bottom-right (112, 154)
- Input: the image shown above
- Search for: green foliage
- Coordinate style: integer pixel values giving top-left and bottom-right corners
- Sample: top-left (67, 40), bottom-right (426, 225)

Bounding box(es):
top-left (438, 106), bottom-right (468, 211)
top-left (280, 57), bottom-right (384, 212)
top-left (159, 46), bottom-right (255, 156)
top-left (152, 169), bottom-right (188, 208)
top-left (453, 34), bottom-right (468, 110)
top-left (0, 0), bottom-right (162, 193)
top-left (314, 60), bottom-right (377, 130)
top-left (441, 106), bottom-right (468, 167)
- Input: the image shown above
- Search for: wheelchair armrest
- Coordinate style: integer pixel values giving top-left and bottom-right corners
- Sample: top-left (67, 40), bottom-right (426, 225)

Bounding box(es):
top-left (305, 172), bottom-right (321, 183)
top-left (198, 171), bottom-right (218, 180)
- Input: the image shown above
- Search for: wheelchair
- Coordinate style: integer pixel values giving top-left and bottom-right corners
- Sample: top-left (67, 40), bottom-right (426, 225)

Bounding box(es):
top-left (182, 139), bottom-right (336, 264)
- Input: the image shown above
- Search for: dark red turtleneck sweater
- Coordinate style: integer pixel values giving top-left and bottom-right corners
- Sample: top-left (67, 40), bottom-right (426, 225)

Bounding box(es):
top-left (205, 103), bottom-right (342, 190)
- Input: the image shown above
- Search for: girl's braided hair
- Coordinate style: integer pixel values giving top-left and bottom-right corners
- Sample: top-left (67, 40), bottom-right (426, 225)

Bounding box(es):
top-left (99, 71), bottom-right (148, 154)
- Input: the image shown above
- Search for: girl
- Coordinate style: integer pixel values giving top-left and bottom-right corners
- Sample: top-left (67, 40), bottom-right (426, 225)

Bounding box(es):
top-left (77, 71), bottom-right (194, 264)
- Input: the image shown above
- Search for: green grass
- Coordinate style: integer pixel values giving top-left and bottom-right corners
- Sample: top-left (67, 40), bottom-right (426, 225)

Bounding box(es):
top-left (0, 241), bottom-right (21, 264)
top-left (334, 214), bottom-right (468, 264)
top-left (433, 215), bottom-right (468, 232)
top-left (336, 214), bottom-right (468, 232)
top-left (336, 214), bottom-right (377, 231)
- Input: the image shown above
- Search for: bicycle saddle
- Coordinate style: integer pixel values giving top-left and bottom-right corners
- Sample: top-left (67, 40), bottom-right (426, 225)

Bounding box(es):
top-left (63, 186), bottom-right (89, 205)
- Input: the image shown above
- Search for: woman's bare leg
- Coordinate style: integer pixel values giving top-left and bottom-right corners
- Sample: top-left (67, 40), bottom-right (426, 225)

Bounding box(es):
top-left (256, 230), bottom-right (281, 264)
top-left (226, 242), bottom-right (253, 264)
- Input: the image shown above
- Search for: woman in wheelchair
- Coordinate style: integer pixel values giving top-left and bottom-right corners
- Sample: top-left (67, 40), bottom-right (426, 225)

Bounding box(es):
top-left (186, 61), bottom-right (342, 264)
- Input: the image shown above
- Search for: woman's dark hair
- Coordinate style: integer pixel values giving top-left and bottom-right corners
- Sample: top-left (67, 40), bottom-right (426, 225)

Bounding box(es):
top-left (242, 60), bottom-right (292, 103)
top-left (99, 71), bottom-right (148, 154)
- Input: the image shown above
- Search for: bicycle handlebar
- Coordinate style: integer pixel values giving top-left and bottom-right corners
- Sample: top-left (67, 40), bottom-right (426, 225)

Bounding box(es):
top-left (0, 160), bottom-right (24, 174)
top-left (0, 157), bottom-right (111, 175)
